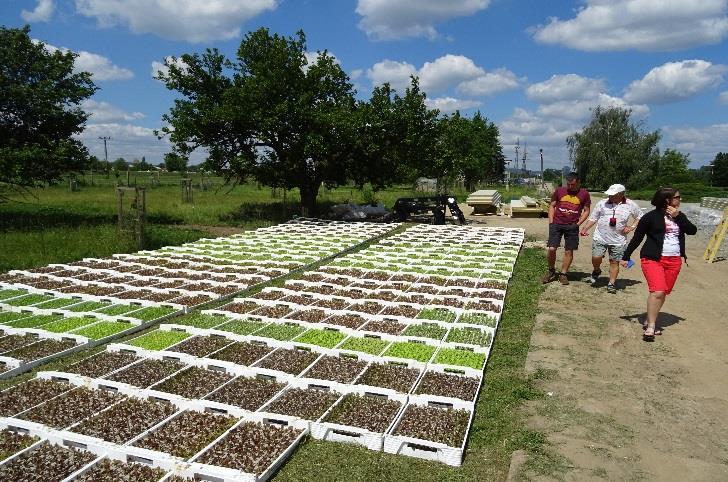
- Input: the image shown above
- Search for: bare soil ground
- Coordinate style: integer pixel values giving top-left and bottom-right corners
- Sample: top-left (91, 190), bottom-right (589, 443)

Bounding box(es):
top-left (464, 206), bottom-right (728, 481)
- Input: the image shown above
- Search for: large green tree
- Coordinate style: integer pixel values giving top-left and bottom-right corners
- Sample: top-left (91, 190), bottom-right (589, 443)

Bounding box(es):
top-left (0, 26), bottom-right (97, 199)
top-left (351, 79), bottom-right (441, 190)
top-left (436, 111), bottom-right (505, 191)
top-left (567, 106), bottom-right (661, 190)
top-left (157, 28), bottom-right (356, 214)
top-left (713, 152), bottom-right (728, 187)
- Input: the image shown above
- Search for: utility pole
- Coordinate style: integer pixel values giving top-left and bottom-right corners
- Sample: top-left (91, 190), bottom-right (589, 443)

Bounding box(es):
top-left (539, 148), bottom-right (544, 189)
top-left (99, 136), bottom-right (111, 178)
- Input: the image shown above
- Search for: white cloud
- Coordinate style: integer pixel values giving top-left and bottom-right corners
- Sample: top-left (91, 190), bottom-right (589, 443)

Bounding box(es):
top-left (425, 97), bottom-right (481, 114)
top-left (151, 56), bottom-right (189, 79)
top-left (367, 54), bottom-right (519, 98)
top-left (662, 123), bottom-right (728, 165)
top-left (526, 74), bottom-right (605, 104)
top-left (366, 59), bottom-right (417, 92)
top-left (21, 0), bottom-right (54, 22)
top-left (75, 0), bottom-right (277, 43)
top-left (38, 41), bottom-right (133, 81)
top-left (82, 100), bottom-right (144, 122)
top-left (75, 51), bottom-right (134, 81)
top-left (720, 91), bottom-right (728, 104)
top-left (533, 0), bottom-right (728, 52)
top-left (418, 54), bottom-right (484, 93)
top-left (624, 60), bottom-right (727, 104)
top-left (457, 68), bottom-right (521, 96)
top-left (356, 0), bottom-right (490, 40)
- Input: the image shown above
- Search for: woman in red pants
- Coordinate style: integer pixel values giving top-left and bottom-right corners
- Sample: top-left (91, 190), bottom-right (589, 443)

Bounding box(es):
top-left (621, 187), bottom-right (697, 341)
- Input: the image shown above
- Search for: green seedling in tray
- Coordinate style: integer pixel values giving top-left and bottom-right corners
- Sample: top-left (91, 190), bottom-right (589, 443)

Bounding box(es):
top-left (383, 341), bottom-right (436, 362)
top-left (402, 323), bottom-right (447, 340)
top-left (95, 304), bottom-right (142, 316)
top-left (8, 314), bottom-right (64, 328)
top-left (126, 306), bottom-right (178, 321)
top-left (294, 329), bottom-right (346, 348)
top-left (253, 323), bottom-right (306, 341)
top-left (0, 311), bottom-right (33, 324)
top-left (0, 289), bottom-right (27, 300)
top-left (174, 313), bottom-right (231, 329)
top-left (416, 308), bottom-right (456, 323)
top-left (3, 294), bottom-right (55, 307)
top-left (66, 301), bottom-right (113, 312)
top-left (339, 336), bottom-right (389, 355)
top-left (127, 330), bottom-right (191, 350)
top-left (458, 312), bottom-right (497, 327)
top-left (41, 317), bottom-right (98, 333)
top-left (217, 319), bottom-right (268, 335)
top-left (32, 298), bottom-right (81, 309)
top-left (434, 347), bottom-right (486, 369)
top-left (446, 327), bottom-right (492, 347)
top-left (73, 321), bottom-right (133, 340)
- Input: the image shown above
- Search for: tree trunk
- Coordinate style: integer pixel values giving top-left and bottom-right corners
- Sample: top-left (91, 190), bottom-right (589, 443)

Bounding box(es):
top-left (299, 181), bottom-right (320, 217)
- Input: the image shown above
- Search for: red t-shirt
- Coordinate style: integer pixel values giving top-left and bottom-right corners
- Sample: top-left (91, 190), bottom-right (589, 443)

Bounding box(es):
top-left (552, 187), bottom-right (591, 225)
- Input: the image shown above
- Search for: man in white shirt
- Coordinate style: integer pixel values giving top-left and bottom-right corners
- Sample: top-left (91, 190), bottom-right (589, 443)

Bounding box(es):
top-left (579, 184), bottom-right (642, 293)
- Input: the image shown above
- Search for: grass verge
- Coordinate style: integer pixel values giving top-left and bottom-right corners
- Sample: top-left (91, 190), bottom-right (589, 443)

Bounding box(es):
top-left (273, 247), bottom-right (548, 481)
top-left (0, 224), bottom-right (207, 272)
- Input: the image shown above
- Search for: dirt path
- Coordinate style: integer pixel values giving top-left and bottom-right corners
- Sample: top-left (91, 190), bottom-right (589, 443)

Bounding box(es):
top-left (463, 207), bottom-right (728, 481)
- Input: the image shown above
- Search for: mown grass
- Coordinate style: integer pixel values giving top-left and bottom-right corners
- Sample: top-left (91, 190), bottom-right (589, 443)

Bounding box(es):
top-left (0, 224), bottom-right (207, 272)
top-left (273, 247), bottom-right (548, 482)
top-left (0, 181), bottom-right (527, 230)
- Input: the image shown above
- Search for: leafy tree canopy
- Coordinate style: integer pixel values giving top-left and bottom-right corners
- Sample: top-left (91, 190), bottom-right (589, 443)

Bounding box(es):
top-left (163, 152), bottom-right (188, 172)
top-left (0, 25), bottom-right (97, 199)
top-left (713, 152), bottom-right (728, 187)
top-left (156, 28), bottom-right (466, 213)
top-left (567, 106), bottom-right (661, 190)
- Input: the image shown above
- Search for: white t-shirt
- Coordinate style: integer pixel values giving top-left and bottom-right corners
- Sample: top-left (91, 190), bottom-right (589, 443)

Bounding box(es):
top-left (663, 215), bottom-right (681, 256)
top-left (588, 198), bottom-right (643, 246)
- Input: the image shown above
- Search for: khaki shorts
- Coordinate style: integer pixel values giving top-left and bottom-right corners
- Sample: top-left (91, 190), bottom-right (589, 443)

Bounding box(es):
top-left (591, 240), bottom-right (625, 261)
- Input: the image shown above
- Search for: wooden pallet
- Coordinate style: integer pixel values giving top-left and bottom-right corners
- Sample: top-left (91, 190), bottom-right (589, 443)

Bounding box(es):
top-left (703, 207), bottom-right (728, 263)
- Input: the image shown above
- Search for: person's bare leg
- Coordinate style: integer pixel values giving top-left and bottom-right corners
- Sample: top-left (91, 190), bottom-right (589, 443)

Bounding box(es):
top-left (592, 256), bottom-right (603, 271)
top-left (547, 247), bottom-right (557, 270)
top-left (609, 259), bottom-right (620, 284)
top-left (645, 291), bottom-right (665, 335)
top-left (561, 249), bottom-right (573, 273)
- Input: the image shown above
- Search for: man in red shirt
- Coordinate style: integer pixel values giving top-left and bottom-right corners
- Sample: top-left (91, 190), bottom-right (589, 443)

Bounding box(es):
top-left (543, 172), bottom-right (591, 285)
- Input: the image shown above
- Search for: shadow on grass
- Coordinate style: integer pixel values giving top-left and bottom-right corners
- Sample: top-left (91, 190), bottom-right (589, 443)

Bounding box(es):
top-left (0, 203), bottom-right (182, 230)
top-left (219, 201), bottom-right (341, 225)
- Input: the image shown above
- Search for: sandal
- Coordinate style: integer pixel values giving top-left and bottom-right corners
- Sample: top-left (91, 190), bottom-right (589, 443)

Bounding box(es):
top-left (642, 325), bottom-right (662, 335)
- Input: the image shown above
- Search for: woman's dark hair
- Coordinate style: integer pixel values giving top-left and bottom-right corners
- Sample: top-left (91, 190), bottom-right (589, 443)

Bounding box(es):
top-left (651, 186), bottom-right (678, 209)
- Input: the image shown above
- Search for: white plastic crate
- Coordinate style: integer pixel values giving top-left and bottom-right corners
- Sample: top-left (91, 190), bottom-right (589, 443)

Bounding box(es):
top-left (383, 398), bottom-right (475, 466)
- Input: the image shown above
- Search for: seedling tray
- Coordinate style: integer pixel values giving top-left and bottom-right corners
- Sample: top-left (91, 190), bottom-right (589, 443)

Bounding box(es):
top-left (73, 457), bottom-right (168, 482)
top-left (106, 358), bottom-right (186, 388)
top-left (19, 385), bottom-right (123, 429)
top-left (301, 355), bottom-right (367, 384)
top-left (205, 375), bottom-right (286, 412)
top-left (0, 440), bottom-right (97, 480)
top-left (0, 428), bottom-right (39, 461)
top-left (195, 419), bottom-right (305, 480)
top-left (383, 400), bottom-right (474, 467)
top-left (151, 366), bottom-right (233, 399)
top-left (65, 351), bottom-right (140, 379)
top-left (312, 390), bottom-right (406, 451)
top-left (133, 409), bottom-right (238, 459)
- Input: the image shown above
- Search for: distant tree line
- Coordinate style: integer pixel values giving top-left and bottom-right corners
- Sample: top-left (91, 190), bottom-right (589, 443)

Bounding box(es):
top-left (568, 106), bottom-right (728, 191)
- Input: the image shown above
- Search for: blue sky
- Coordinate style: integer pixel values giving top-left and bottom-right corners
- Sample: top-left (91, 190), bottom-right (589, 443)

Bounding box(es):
top-left (3, 0), bottom-right (727, 170)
